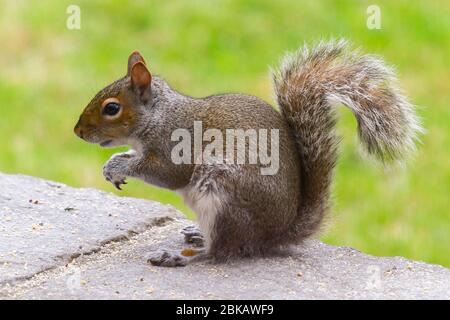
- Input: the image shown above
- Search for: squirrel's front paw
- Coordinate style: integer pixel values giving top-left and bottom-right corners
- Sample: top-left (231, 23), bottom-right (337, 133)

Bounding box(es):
top-left (103, 153), bottom-right (132, 190)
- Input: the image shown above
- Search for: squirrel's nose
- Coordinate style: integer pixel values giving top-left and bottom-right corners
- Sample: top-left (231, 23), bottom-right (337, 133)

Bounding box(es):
top-left (74, 123), bottom-right (84, 139)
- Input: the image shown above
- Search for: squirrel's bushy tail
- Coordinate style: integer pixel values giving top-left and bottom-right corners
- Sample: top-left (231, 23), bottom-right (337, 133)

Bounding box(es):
top-left (272, 39), bottom-right (422, 241)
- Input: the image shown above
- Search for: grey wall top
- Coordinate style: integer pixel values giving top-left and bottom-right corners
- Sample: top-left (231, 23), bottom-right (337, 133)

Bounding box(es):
top-left (0, 172), bottom-right (449, 299)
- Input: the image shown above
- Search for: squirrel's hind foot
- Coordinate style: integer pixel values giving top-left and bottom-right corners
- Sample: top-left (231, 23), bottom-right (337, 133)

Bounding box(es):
top-left (147, 248), bottom-right (208, 267)
top-left (147, 250), bottom-right (188, 267)
top-left (181, 225), bottom-right (205, 247)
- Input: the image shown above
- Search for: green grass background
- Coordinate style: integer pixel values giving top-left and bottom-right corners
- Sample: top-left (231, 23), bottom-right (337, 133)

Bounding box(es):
top-left (0, 0), bottom-right (449, 266)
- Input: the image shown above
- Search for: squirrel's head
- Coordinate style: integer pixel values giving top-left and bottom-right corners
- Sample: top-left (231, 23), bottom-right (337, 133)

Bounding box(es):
top-left (74, 51), bottom-right (152, 148)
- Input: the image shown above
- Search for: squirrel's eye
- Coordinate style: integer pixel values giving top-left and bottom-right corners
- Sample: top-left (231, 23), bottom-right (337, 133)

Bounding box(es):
top-left (103, 102), bottom-right (121, 116)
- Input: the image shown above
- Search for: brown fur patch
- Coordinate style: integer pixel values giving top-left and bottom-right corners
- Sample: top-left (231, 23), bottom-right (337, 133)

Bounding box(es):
top-left (181, 248), bottom-right (199, 257)
top-left (75, 77), bottom-right (138, 142)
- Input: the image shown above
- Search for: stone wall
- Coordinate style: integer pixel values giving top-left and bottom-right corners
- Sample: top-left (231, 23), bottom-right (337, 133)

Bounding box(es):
top-left (0, 172), bottom-right (449, 299)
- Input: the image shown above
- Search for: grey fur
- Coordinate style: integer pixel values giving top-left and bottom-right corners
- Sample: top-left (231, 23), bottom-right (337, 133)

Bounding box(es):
top-left (76, 39), bottom-right (422, 265)
top-left (273, 39), bottom-right (423, 162)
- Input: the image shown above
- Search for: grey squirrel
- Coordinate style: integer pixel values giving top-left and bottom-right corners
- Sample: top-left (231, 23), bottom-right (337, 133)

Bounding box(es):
top-left (74, 39), bottom-right (422, 267)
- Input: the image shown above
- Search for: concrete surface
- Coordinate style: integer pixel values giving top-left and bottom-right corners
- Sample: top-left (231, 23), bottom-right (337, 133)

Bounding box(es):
top-left (0, 172), bottom-right (449, 299)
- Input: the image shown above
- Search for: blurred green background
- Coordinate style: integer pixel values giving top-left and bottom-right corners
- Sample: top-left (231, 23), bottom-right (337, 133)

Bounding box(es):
top-left (0, 0), bottom-right (449, 266)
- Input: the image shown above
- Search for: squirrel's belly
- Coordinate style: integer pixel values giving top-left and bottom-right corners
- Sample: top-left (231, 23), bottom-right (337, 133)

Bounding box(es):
top-left (177, 185), bottom-right (225, 246)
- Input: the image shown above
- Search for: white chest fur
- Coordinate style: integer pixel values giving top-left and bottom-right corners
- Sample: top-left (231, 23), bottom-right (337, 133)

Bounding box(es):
top-left (177, 184), bottom-right (225, 247)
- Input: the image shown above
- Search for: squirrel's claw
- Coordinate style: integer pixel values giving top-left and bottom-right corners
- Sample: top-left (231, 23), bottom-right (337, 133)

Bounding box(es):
top-left (111, 178), bottom-right (127, 190)
top-left (114, 179), bottom-right (127, 190)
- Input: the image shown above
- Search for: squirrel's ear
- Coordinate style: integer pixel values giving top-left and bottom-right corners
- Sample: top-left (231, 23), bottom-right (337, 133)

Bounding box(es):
top-left (127, 51), bottom-right (146, 76)
top-left (130, 61), bottom-right (152, 102)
